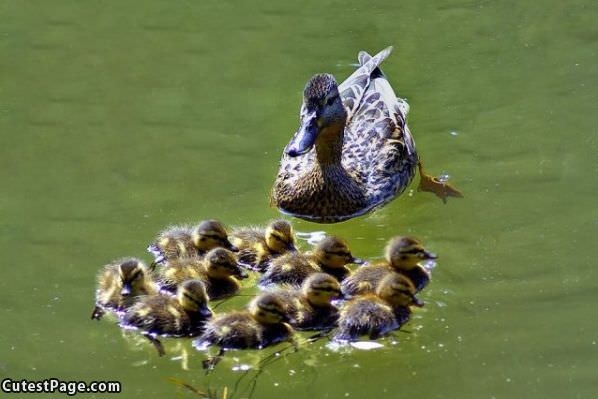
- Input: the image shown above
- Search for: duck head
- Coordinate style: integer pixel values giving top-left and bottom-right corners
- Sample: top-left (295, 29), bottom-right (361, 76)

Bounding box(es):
top-left (313, 236), bottom-right (364, 269)
top-left (265, 219), bottom-right (296, 254)
top-left (192, 220), bottom-right (238, 253)
top-left (204, 248), bottom-right (248, 280)
top-left (286, 74), bottom-right (347, 157)
top-left (177, 280), bottom-right (212, 318)
top-left (385, 236), bottom-right (437, 271)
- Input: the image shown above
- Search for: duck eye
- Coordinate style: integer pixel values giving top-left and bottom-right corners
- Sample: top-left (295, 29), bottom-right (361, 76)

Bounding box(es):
top-left (326, 96), bottom-right (335, 106)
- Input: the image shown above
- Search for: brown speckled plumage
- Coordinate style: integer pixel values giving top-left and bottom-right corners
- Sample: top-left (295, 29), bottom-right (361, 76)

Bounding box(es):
top-left (272, 47), bottom-right (418, 223)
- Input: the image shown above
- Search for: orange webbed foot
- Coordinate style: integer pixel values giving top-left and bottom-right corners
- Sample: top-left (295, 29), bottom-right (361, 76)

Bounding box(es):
top-left (418, 163), bottom-right (463, 204)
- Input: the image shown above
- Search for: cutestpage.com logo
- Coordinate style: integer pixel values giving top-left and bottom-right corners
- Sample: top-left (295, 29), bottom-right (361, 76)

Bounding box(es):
top-left (1, 378), bottom-right (121, 396)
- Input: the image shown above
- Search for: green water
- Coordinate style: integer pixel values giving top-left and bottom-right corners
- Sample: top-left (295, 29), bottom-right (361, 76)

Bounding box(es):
top-left (1, 1), bottom-right (597, 398)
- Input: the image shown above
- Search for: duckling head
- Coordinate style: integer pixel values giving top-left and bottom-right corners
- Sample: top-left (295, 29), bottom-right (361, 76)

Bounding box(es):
top-left (385, 236), bottom-right (437, 271)
top-left (302, 273), bottom-right (342, 307)
top-left (376, 273), bottom-right (424, 308)
top-left (286, 73), bottom-right (347, 157)
top-left (192, 220), bottom-right (238, 253)
top-left (313, 236), bottom-right (364, 269)
top-left (265, 220), bottom-right (296, 254)
top-left (204, 248), bottom-right (248, 280)
top-left (177, 280), bottom-right (212, 318)
top-left (118, 259), bottom-right (149, 297)
top-left (248, 293), bottom-right (288, 325)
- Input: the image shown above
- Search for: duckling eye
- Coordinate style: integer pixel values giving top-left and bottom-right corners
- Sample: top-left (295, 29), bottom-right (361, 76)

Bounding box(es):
top-left (326, 96), bottom-right (336, 106)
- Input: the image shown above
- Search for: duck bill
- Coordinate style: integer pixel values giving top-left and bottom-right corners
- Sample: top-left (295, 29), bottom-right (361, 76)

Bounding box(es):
top-left (235, 267), bottom-right (249, 280)
top-left (421, 250), bottom-right (438, 260)
top-left (121, 284), bottom-right (132, 297)
top-left (223, 239), bottom-right (239, 252)
top-left (411, 295), bottom-right (425, 308)
top-left (350, 256), bottom-right (366, 265)
top-left (199, 305), bottom-right (213, 319)
top-left (332, 290), bottom-right (345, 300)
top-left (287, 243), bottom-right (297, 253)
top-left (285, 111), bottom-right (318, 157)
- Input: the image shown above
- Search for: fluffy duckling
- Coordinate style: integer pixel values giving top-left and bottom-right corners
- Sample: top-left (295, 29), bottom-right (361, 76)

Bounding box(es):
top-left (91, 258), bottom-right (157, 320)
top-left (334, 273), bottom-right (423, 342)
top-left (147, 220), bottom-right (237, 266)
top-left (193, 293), bottom-right (293, 350)
top-left (121, 279), bottom-right (213, 356)
top-left (157, 248), bottom-right (248, 299)
top-left (258, 251), bottom-right (320, 287)
top-left (271, 273), bottom-right (341, 330)
top-left (259, 236), bottom-right (363, 287)
top-left (341, 236), bottom-right (436, 297)
top-left (311, 236), bottom-right (364, 281)
top-left (231, 219), bottom-right (297, 271)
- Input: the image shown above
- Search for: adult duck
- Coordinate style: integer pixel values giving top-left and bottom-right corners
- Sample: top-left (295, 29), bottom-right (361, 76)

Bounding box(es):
top-left (271, 47), bottom-right (461, 223)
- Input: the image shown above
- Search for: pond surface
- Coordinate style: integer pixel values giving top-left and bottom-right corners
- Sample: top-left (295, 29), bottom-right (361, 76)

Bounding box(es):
top-left (1, 1), bottom-right (597, 398)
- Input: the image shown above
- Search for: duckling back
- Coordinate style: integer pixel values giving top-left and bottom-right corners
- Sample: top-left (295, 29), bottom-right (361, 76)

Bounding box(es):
top-left (122, 280), bottom-right (212, 337)
top-left (156, 257), bottom-right (205, 292)
top-left (231, 227), bottom-right (269, 269)
top-left (147, 226), bottom-right (195, 264)
top-left (267, 288), bottom-right (336, 330)
top-left (334, 295), bottom-right (397, 341)
top-left (259, 252), bottom-right (320, 288)
top-left (195, 311), bottom-right (264, 349)
top-left (340, 264), bottom-right (391, 297)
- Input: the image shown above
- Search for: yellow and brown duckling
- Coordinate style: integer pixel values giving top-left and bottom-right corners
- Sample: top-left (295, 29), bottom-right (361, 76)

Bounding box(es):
top-left (270, 273), bottom-right (342, 330)
top-left (334, 273), bottom-right (423, 342)
top-left (157, 248), bottom-right (248, 299)
top-left (259, 236), bottom-right (363, 287)
top-left (341, 236), bottom-right (436, 297)
top-left (311, 236), bottom-right (364, 281)
top-left (231, 219), bottom-right (297, 271)
top-left (120, 279), bottom-right (212, 356)
top-left (193, 293), bottom-right (293, 350)
top-left (91, 258), bottom-right (157, 320)
top-left (147, 220), bottom-right (237, 266)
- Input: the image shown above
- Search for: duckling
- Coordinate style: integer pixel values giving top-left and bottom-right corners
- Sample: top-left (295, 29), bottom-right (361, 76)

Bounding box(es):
top-left (231, 219), bottom-right (297, 271)
top-left (157, 248), bottom-right (248, 299)
top-left (334, 273), bottom-right (423, 342)
top-left (341, 236), bottom-right (437, 297)
top-left (259, 236), bottom-right (363, 287)
top-left (91, 258), bottom-right (157, 320)
top-left (193, 293), bottom-right (293, 350)
top-left (121, 279), bottom-right (213, 356)
top-left (311, 236), bottom-right (364, 281)
top-left (258, 251), bottom-right (320, 287)
top-left (147, 220), bottom-right (237, 266)
top-left (271, 273), bottom-right (341, 330)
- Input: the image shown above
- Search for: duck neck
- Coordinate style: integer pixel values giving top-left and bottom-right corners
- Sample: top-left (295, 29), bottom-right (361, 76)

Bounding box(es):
top-left (314, 120), bottom-right (345, 166)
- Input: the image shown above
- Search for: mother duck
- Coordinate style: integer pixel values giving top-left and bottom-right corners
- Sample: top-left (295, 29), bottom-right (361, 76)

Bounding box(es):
top-left (271, 47), bottom-right (461, 223)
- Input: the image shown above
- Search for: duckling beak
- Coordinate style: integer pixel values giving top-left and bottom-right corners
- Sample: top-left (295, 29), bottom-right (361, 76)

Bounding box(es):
top-left (287, 243), bottom-right (298, 252)
top-left (411, 295), bottom-right (425, 308)
top-left (200, 306), bottom-right (213, 319)
top-left (420, 250), bottom-right (438, 260)
top-left (333, 290), bottom-right (345, 300)
top-left (350, 256), bottom-right (366, 265)
top-left (224, 239), bottom-right (239, 252)
top-left (121, 284), bottom-right (132, 297)
top-left (235, 268), bottom-right (249, 280)
top-left (286, 111), bottom-right (318, 157)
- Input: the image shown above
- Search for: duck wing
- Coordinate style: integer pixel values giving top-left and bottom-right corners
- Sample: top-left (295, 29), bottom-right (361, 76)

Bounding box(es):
top-left (341, 48), bottom-right (418, 205)
top-left (338, 46), bottom-right (393, 122)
